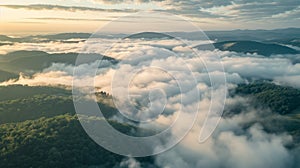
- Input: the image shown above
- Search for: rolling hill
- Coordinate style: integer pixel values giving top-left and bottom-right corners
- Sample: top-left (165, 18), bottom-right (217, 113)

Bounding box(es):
top-left (0, 85), bottom-right (119, 124)
top-left (0, 50), bottom-right (117, 74)
top-left (195, 41), bottom-right (299, 56)
top-left (126, 32), bottom-right (174, 39)
top-left (234, 83), bottom-right (300, 115)
top-left (0, 70), bottom-right (18, 82)
top-left (172, 28), bottom-right (300, 41)
top-left (0, 114), bottom-right (156, 168)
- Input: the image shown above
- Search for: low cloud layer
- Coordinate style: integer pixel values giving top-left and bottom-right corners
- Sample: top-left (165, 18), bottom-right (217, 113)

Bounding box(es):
top-left (154, 96), bottom-right (296, 168)
top-left (1, 37), bottom-right (300, 167)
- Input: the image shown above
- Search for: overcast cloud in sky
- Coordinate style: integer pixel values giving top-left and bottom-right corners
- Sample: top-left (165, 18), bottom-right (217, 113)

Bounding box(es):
top-left (0, 0), bottom-right (299, 34)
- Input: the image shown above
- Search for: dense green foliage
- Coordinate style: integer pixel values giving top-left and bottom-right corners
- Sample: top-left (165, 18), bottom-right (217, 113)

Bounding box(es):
top-left (228, 83), bottom-right (300, 148)
top-left (0, 82), bottom-right (299, 167)
top-left (235, 83), bottom-right (300, 114)
top-left (0, 85), bottom-right (70, 101)
top-left (0, 85), bottom-right (153, 167)
top-left (0, 95), bottom-right (74, 124)
top-left (0, 85), bottom-right (118, 124)
top-left (0, 114), bottom-right (155, 168)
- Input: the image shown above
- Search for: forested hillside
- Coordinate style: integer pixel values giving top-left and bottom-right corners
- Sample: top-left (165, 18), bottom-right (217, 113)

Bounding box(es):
top-left (0, 114), bottom-right (155, 168)
top-left (235, 83), bottom-right (300, 114)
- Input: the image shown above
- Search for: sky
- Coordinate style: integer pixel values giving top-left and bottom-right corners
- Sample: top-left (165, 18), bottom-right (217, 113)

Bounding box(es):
top-left (0, 0), bottom-right (299, 35)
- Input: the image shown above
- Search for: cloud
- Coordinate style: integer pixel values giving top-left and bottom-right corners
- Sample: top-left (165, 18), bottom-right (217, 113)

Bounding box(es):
top-left (93, 0), bottom-right (153, 4)
top-left (119, 157), bottom-right (141, 168)
top-left (0, 4), bottom-right (137, 13)
top-left (0, 71), bottom-right (72, 86)
top-left (0, 41), bottom-right (81, 55)
top-left (199, 2), bottom-right (241, 18)
top-left (90, 0), bottom-right (300, 23)
top-left (1, 1), bottom-right (299, 30)
top-left (275, 75), bottom-right (300, 89)
top-left (28, 17), bottom-right (114, 22)
top-left (271, 6), bottom-right (300, 19)
top-left (3, 37), bottom-right (300, 90)
top-left (78, 43), bottom-right (296, 167)
top-left (154, 96), bottom-right (297, 168)
top-left (220, 56), bottom-right (300, 87)
top-left (0, 38), bottom-right (117, 55)
top-left (2, 37), bottom-right (300, 88)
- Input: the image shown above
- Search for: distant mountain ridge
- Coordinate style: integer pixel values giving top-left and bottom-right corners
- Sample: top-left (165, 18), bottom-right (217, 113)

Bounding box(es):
top-left (172, 28), bottom-right (300, 41)
top-left (1, 28), bottom-right (299, 43)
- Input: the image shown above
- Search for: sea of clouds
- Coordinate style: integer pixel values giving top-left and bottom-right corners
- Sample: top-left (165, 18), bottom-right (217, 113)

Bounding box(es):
top-left (1, 37), bottom-right (300, 167)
